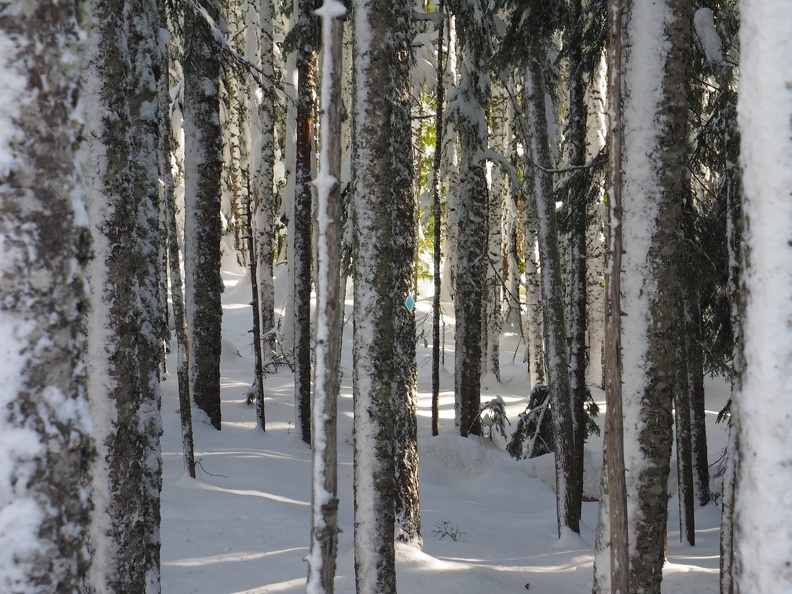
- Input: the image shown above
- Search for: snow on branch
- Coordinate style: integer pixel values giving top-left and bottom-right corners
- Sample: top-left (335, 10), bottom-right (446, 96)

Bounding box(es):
top-left (184, 0), bottom-right (280, 92)
top-left (694, 8), bottom-right (724, 65)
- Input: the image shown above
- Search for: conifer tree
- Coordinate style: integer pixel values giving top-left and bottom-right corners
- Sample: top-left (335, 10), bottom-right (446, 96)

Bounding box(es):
top-left (0, 2), bottom-right (93, 589)
top-left (83, 0), bottom-right (164, 588)
top-left (184, 0), bottom-right (225, 430)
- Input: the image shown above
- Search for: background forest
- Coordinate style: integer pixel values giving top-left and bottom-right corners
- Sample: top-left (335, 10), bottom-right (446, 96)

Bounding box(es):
top-left (1, 0), bottom-right (790, 593)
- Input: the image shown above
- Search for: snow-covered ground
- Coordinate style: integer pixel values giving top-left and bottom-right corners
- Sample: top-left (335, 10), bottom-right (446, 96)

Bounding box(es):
top-left (160, 252), bottom-right (726, 593)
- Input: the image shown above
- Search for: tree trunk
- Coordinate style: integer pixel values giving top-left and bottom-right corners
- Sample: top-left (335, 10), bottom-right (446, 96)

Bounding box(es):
top-left (733, 2), bottom-right (792, 590)
top-left (431, 3), bottom-right (446, 437)
top-left (618, 0), bottom-right (690, 590)
top-left (391, 0), bottom-right (421, 547)
top-left (83, 0), bottom-right (164, 588)
top-left (523, 41), bottom-right (579, 537)
top-left (307, 5), bottom-right (345, 591)
top-left (720, 80), bottom-right (741, 594)
top-left (294, 0), bottom-right (320, 445)
top-left (254, 0), bottom-right (277, 365)
top-left (566, 0), bottom-right (588, 523)
top-left (0, 2), bottom-right (93, 588)
top-left (674, 323), bottom-right (696, 545)
top-left (594, 1), bottom-right (629, 590)
top-left (159, 12), bottom-right (196, 477)
top-left (685, 295), bottom-right (710, 507)
top-left (184, 0), bottom-right (224, 430)
top-left (351, 1), bottom-right (405, 590)
top-left (449, 0), bottom-right (491, 438)
top-left (523, 204), bottom-right (545, 389)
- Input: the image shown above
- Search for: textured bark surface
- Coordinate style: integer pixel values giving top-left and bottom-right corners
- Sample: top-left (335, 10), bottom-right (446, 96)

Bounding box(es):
top-left (294, 0), bottom-right (319, 445)
top-left (307, 7), bottom-right (344, 590)
top-left (619, 0), bottom-right (690, 590)
top-left (159, 6), bottom-right (195, 477)
top-left (674, 325), bottom-right (696, 545)
top-left (83, 0), bottom-right (164, 589)
top-left (720, 98), bottom-right (741, 592)
top-left (390, 0), bottom-right (421, 547)
top-left (449, 0), bottom-right (490, 438)
top-left (254, 0), bottom-right (277, 364)
top-left (430, 4), bottom-right (446, 437)
top-left (0, 2), bottom-right (93, 589)
top-left (351, 1), bottom-right (402, 590)
top-left (594, 1), bottom-right (629, 590)
top-left (566, 0), bottom-right (588, 523)
top-left (524, 42), bottom-right (579, 537)
top-left (184, 0), bottom-right (224, 430)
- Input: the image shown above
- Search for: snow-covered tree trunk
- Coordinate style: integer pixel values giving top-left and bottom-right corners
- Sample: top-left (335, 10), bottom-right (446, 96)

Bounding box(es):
top-left (83, 0), bottom-right (164, 589)
top-left (585, 55), bottom-right (607, 389)
top-left (307, 4), bottom-right (345, 591)
top-left (483, 79), bottom-right (508, 381)
top-left (223, 0), bottom-right (248, 261)
top-left (613, 0), bottom-right (691, 589)
top-left (720, 80), bottom-right (741, 594)
top-left (253, 0), bottom-right (277, 366)
top-left (184, 0), bottom-right (225, 430)
top-left (448, 0), bottom-right (491, 438)
top-left (440, 16), bottom-right (459, 307)
top-left (0, 2), bottom-right (93, 589)
top-left (294, 0), bottom-right (320, 445)
top-left (523, 205), bottom-right (545, 389)
top-left (351, 0), bottom-right (420, 587)
top-left (431, 3), bottom-right (447, 437)
top-left (733, 1), bottom-right (792, 591)
top-left (159, 5), bottom-right (196, 478)
top-left (280, 7), bottom-right (298, 356)
top-left (392, 0), bottom-right (421, 548)
top-left (523, 40), bottom-right (579, 537)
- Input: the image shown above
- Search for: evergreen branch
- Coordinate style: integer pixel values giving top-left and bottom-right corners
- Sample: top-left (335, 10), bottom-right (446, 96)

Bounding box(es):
top-left (184, 0), bottom-right (281, 93)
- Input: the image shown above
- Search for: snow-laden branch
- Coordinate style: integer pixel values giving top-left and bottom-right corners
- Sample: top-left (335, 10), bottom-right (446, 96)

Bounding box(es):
top-left (184, 0), bottom-right (280, 92)
top-left (693, 8), bottom-right (724, 65)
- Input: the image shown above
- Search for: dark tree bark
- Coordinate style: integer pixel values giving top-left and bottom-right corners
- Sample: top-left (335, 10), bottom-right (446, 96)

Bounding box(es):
top-left (254, 0), bottom-right (277, 365)
top-left (674, 321), bottom-right (696, 545)
top-left (594, 0), bottom-right (630, 590)
top-left (159, 11), bottom-right (196, 478)
top-left (83, 0), bottom-right (164, 588)
top-left (720, 80), bottom-right (740, 594)
top-left (351, 0), bottom-right (422, 588)
top-left (431, 1), bottom-right (446, 438)
top-left (391, 0), bottom-right (421, 547)
top-left (448, 0), bottom-right (491, 438)
top-left (566, 0), bottom-right (588, 523)
top-left (614, 0), bottom-right (691, 591)
top-left (523, 40), bottom-right (579, 537)
top-left (294, 0), bottom-right (320, 445)
top-left (184, 0), bottom-right (225, 430)
top-left (0, 2), bottom-right (93, 588)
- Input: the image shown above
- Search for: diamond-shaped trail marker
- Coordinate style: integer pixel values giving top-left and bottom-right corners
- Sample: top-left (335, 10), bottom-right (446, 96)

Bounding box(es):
top-left (404, 295), bottom-right (415, 312)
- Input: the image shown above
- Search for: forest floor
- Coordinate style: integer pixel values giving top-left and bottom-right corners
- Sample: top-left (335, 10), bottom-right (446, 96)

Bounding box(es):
top-left (160, 249), bottom-right (726, 593)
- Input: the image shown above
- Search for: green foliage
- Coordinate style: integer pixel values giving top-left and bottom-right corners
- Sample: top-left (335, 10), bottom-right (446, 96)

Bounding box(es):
top-left (555, 145), bottom-right (607, 236)
top-left (492, 0), bottom-right (568, 70)
top-left (685, 1), bottom-right (741, 379)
